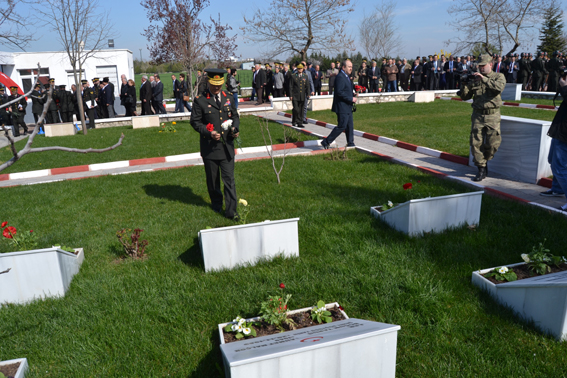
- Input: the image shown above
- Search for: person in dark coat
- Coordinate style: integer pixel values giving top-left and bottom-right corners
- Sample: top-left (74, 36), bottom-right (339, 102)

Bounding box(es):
top-left (543, 74), bottom-right (567, 212)
top-left (410, 57), bottom-right (423, 91)
top-left (253, 64), bottom-right (267, 105)
top-left (312, 65), bottom-right (323, 95)
top-left (81, 80), bottom-right (97, 129)
top-left (102, 78), bottom-right (115, 118)
top-left (8, 86), bottom-right (28, 136)
top-left (288, 63), bottom-right (310, 127)
top-left (0, 87), bottom-right (11, 129)
top-left (92, 78), bottom-right (102, 119)
top-left (178, 73), bottom-right (192, 112)
top-left (152, 74), bottom-right (166, 114)
top-left (46, 79), bottom-right (60, 124)
top-left (58, 85), bottom-right (74, 122)
top-left (321, 60), bottom-right (356, 149)
top-left (120, 75), bottom-right (131, 116)
top-left (190, 68), bottom-right (240, 219)
top-left (139, 75), bottom-right (152, 115)
top-left (125, 79), bottom-right (138, 116)
top-left (30, 83), bottom-right (46, 125)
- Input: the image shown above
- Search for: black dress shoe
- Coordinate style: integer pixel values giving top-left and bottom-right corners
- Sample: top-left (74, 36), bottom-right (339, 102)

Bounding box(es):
top-left (212, 207), bottom-right (222, 214)
top-left (296, 124), bottom-right (305, 128)
top-left (321, 139), bottom-right (329, 149)
top-left (472, 166), bottom-right (487, 182)
top-left (303, 119), bottom-right (309, 124)
top-left (347, 143), bottom-right (356, 147)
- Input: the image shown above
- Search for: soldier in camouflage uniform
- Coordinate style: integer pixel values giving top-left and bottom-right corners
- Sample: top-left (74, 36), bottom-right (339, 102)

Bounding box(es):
top-left (459, 54), bottom-right (506, 182)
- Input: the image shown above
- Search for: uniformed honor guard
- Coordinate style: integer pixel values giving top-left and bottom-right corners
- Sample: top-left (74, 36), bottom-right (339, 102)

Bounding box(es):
top-left (92, 78), bottom-right (102, 119)
top-left (58, 85), bottom-right (74, 122)
top-left (8, 86), bottom-right (28, 136)
top-left (190, 68), bottom-right (240, 219)
top-left (46, 78), bottom-right (60, 124)
top-left (458, 54), bottom-right (506, 181)
top-left (82, 80), bottom-right (97, 129)
top-left (30, 83), bottom-right (46, 126)
top-left (288, 63), bottom-right (311, 128)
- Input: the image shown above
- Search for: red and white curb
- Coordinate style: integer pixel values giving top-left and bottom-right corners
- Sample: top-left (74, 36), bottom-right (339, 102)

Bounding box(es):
top-left (355, 146), bottom-right (566, 216)
top-left (276, 111), bottom-right (554, 188)
top-left (437, 96), bottom-right (558, 110)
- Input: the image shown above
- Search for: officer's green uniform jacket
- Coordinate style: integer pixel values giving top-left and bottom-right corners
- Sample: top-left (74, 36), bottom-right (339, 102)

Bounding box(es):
top-left (82, 87), bottom-right (97, 108)
top-left (8, 93), bottom-right (27, 118)
top-left (190, 89), bottom-right (240, 160)
top-left (289, 72), bottom-right (310, 101)
top-left (459, 71), bottom-right (506, 112)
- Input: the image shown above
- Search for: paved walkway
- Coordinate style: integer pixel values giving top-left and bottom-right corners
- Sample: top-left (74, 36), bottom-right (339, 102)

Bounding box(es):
top-left (1, 109), bottom-right (565, 216)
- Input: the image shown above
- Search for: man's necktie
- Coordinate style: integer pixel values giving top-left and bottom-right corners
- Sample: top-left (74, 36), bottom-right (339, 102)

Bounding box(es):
top-left (215, 94), bottom-right (221, 108)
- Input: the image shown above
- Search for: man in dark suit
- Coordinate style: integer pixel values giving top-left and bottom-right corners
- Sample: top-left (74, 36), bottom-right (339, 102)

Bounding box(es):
top-left (429, 55), bottom-right (440, 90)
top-left (327, 62), bottom-right (338, 95)
top-left (493, 55), bottom-right (505, 74)
top-left (444, 55), bottom-right (456, 89)
top-left (152, 74), bottom-right (166, 114)
top-left (190, 68), bottom-right (240, 219)
top-left (253, 64), bottom-right (266, 105)
top-left (368, 60), bottom-right (379, 93)
top-left (46, 79), bottom-right (60, 124)
top-left (139, 75), bottom-right (152, 115)
top-left (8, 86), bottom-right (28, 136)
top-left (506, 55), bottom-right (519, 83)
top-left (312, 65), bottom-right (323, 95)
top-left (358, 60), bottom-right (369, 91)
top-left (101, 78), bottom-right (115, 118)
top-left (57, 85), bottom-right (73, 122)
top-left (423, 56), bottom-right (431, 90)
top-left (81, 80), bottom-right (97, 129)
top-left (321, 60), bottom-right (356, 149)
top-left (410, 57), bottom-right (423, 91)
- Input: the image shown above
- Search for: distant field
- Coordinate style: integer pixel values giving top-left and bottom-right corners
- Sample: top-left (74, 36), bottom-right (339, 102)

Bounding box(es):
top-left (134, 70), bottom-right (254, 99)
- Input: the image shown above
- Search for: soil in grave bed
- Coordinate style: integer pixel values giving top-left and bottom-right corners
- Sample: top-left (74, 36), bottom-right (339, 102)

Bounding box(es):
top-left (483, 263), bottom-right (567, 285)
top-left (223, 305), bottom-right (347, 344)
top-left (0, 361), bottom-right (20, 377)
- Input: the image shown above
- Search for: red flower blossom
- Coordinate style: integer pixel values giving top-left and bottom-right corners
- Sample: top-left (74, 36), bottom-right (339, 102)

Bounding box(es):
top-left (279, 283), bottom-right (285, 289)
top-left (30, 230), bottom-right (33, 233)
top-left (3, 226), bottom-right (16, 239)
top-left (403, 183), bottom-right (413, 190)
top-left (206, 123), bottom-right (214, 132)
top-left (339, 305), bottom-right (344, 311)
top-left (1, 221), bottom-right (7, 228)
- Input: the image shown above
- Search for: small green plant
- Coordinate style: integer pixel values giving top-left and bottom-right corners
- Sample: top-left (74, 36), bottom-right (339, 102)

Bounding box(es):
top-left (52, 245), bottom-right (76, 253)
top-left (223, 316), bottom-right (258, 339)
top-left (1, 221), bottom-right (38, 252)
top-left (237, 199), bottom-right (251, 224)
top-left (260, 283), bottom-right (296, 331)
top-left (116, 228), bottom-right (149, 259)
top-left (311, 300), bottom-right (333, 324)
top-left (0, 372), bottom-right (6, 378)
top-left (484, 266), bottom-right (517, 282)
top-left (380, 200), bottom-right (395, 211)
top-left (521, 239), bottom-right (565, 275)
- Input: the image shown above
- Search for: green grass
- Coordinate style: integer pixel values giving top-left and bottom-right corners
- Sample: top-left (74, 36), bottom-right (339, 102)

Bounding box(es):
top-left (134, 70), bottom-right (254, 98)
top-left (1, 151), bottom-right (567, 377)
top-left (0, 117), bottom-right (316, 174)
top-left (306, 100), bottom-right (557, 157)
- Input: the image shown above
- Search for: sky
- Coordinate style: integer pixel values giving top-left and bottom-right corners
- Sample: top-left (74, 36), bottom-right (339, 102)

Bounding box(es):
top-left (8, 0), bottom-right (567, 61)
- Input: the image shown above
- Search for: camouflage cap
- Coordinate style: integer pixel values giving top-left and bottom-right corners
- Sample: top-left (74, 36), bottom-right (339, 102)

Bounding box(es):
top-left (477, 54), bottom-right (492, 66)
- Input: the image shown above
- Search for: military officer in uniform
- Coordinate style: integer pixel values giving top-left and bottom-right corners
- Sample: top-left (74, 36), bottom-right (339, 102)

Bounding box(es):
top-left (92, 78), bottom-right (103, 119)
top-left (190, 68), bottom-right (240, 219)
top-left (0, 87), bottom-right (11, 130)
top-left (82, 80), bottom-right (97, 129)
top-left (458, 54), bottom-right (506, 182)
top-left (547, 51), bottom-right (562, 93)
top-left (8, 86), bottom-right (28, 136)
top-left (30, 83), bottom-right (46, 126)
top-left (531, 52), bottom-right (546, 92)
top-left (288, 63), bottom-right (310, 128)
top-left (58, 85), bottom-right (74, 122)
top-left (45, 78), bottom-right (60, 124)
top-left (518, 53), bottom-right (530, 90)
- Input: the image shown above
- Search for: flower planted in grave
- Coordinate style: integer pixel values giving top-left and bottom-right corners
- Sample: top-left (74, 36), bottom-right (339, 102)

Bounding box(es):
top-left (237, 198), bottom-right (251, 225)
top-left (260, 284), bottom-right (296, 332)
top-left (380, 200), bottom-right (395, 211)
top-left (224, 316), bottom-right (258, 339)
top-left (311, 300), bottom-right (333, 324)
top-left (1, 221), bottom-right (38, 252)
top-left (522, 239), bottom-right (565, 276)
top-left (485, 265), bottom-right (517, 282)
top-left (116, 228), bottom-right (149, 259)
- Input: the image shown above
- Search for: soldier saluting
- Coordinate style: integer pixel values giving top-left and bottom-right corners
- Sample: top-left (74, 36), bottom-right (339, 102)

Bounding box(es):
top-left (288, 63), bottom-right (311, 128)
top-left (190, 68), bottom-right (240, 220)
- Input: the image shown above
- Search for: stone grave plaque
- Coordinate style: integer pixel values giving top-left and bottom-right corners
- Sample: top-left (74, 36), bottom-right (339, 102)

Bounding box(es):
top-left (221, 319), bottom-right (399, 366)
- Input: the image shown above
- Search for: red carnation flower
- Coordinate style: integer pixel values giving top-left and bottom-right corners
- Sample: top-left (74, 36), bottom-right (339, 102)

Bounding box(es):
top-left (403, 183), bottom-right (413, 190)
top-left (30, 230), bottom-right (34, 233)
top-left (279, 283), bottom-right (285, 289)
top-left (3, 226), bottom-right (16, 239)
top-left (206, 123), bottom-right (214, 132)
top-left (339, 305), bottom-right (344, 311)
top-left (1, 221), bottom-right (7, 228)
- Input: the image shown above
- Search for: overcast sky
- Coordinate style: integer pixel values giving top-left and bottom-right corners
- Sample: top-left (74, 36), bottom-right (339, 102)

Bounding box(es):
top-left (10, 0), bottom-right (567, 61)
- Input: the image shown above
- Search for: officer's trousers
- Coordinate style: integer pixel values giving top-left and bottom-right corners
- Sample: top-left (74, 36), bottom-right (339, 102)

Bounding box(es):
top-left (470, 111), bottom-right (501, 167)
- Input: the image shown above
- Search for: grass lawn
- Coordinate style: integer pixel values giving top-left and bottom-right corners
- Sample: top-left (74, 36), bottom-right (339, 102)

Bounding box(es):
top-left (1, 151), bottom-right (567, 377)
top-left (306, 100), bottom-right (557, 157)
top-left (0, 117), bottom-right (316, 174)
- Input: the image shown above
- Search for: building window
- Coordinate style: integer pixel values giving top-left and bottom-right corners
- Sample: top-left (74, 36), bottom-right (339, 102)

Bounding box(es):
top-left (18, 68), bottom-right (50, 93)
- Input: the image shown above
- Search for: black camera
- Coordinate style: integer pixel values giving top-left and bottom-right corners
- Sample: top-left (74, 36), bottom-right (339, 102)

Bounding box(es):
top-left (460, 64), bottom-right (478, 84)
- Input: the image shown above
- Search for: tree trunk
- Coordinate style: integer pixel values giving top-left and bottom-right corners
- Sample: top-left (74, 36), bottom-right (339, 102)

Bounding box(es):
top-left (72, 66), bottom-right (88, 135)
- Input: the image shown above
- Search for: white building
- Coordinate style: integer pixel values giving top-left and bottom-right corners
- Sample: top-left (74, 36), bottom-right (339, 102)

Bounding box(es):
top-left (0, 49), bottom-right (134, 122)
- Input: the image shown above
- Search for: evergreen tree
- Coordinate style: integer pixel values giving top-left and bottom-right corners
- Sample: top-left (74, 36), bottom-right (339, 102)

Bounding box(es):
top-left (537, 5), bottom-right (566, 55)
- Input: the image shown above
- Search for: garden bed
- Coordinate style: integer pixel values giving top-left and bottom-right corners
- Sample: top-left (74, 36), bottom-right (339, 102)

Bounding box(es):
top-left (483, 263), bottom-right (567, 285)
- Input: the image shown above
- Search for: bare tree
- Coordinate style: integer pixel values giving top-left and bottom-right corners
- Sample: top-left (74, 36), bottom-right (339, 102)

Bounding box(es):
top-left (446, 0), bottom-right (553, 56)
top-left (0, 65), bottom-right (124, 172)
top-left (142, 0), bottom-right (237, 97)
top-left (0, 0), bottom-right (35, 50)
top-left (39, 0), bottom-right (115, 135)
top-left (241, 0), bottom-right (355, 61)
top-left (359, 0), bottom-right (403, 59)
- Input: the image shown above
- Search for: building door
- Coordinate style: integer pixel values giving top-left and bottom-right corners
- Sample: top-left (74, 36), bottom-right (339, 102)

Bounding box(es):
top-left (96, 65), bottom-right (119, 96)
